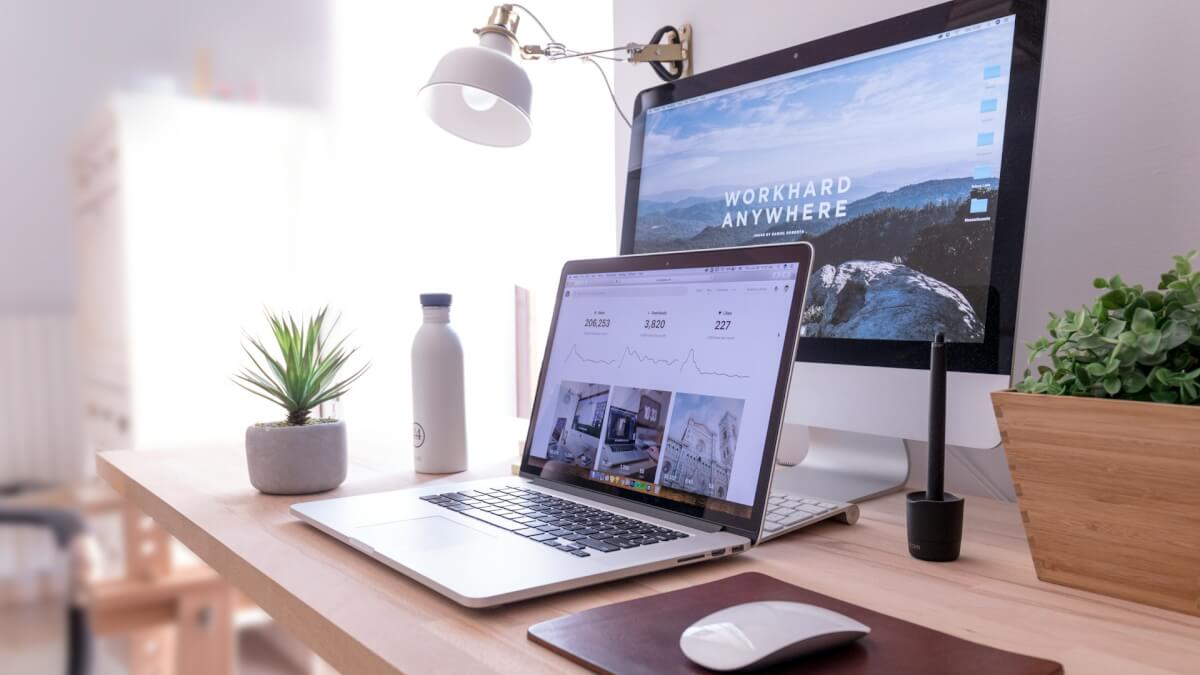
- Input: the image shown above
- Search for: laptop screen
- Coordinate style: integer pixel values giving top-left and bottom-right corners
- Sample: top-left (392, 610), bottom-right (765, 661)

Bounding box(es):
top-left (525, 257), bottom-right (803, 524)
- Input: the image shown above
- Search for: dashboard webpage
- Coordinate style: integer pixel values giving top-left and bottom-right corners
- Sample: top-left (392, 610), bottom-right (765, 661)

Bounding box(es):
top-left (527, 264), bottom-right (799, 518)
top-left (631, 15), bottom-right (1017, 344)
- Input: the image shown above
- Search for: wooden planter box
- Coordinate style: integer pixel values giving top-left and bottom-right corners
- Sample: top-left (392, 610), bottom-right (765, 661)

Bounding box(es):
top-left (992, 390), bottom-right (1200, 616)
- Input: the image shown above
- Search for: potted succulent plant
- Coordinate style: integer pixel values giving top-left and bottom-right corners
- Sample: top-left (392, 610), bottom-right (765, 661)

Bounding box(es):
top-left (992, 251), bottom-right (1200, 616)
top-left (234, 307), bottom-right (369, 495)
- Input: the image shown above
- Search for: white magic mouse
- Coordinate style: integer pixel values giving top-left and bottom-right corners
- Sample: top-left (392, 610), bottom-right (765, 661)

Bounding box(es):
top-left (679, 601), bottom-right (870, 672)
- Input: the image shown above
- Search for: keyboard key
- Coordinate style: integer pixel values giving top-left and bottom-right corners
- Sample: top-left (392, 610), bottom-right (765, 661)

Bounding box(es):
top-left (529, 533), bottom-right (555, 542)
top-left (561, 534), bottom-right (585, 541)
top-left (460, 509), bottom-right (525, 531)
top-left (569, 550), bottom-right (590, 558)
top-left (578, 538), bottom-right (619, 553)
top-left (516, 528), bottom-right (542, 537)
top-left (541, 540), bottom-right (562, 548)
top-left (549, 529), bottom-right (572, 537)
top-left (781, 512), bottom-right (812, 526)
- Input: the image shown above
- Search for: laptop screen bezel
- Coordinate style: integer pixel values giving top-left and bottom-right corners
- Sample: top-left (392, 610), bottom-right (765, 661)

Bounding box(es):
top-left (518, 243), bottom-right (813, 541)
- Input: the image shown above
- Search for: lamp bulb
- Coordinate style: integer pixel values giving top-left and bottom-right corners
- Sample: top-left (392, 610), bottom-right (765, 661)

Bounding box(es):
top-left (461, 86), bottom-right (499, 112)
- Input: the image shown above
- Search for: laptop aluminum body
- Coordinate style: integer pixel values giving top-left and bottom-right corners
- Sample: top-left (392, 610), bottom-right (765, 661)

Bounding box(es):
top-left (293, 244), bottom-right (830, 607)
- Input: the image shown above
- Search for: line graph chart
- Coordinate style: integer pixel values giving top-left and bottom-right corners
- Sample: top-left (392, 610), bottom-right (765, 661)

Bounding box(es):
top-left (564, 344), bottom-right (750, 379)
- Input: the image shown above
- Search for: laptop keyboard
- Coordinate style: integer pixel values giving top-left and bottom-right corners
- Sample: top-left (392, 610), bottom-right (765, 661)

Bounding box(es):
top-left (420, 486), bottom-right (688, 557)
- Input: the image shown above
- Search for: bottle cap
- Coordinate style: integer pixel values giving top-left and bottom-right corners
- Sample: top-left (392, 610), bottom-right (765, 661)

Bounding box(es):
top-left (419, 293), bottom-right (452, 307)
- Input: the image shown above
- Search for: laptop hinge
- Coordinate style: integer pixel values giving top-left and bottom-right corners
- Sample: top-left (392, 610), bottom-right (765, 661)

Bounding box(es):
top-left (529, 477), bottom-right (723, 534)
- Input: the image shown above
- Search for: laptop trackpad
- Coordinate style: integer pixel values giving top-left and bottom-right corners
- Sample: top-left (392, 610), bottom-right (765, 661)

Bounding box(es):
top-left (354, 516), bottom-right (494, 554)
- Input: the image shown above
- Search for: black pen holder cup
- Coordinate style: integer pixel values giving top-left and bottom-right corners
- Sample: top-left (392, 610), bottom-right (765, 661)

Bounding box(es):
top-left (906, 491), bottom-right (964, 562)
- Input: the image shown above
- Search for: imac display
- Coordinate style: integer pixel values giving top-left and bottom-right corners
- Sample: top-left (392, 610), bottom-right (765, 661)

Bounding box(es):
top-left (630, 16), bottom-right (1017, 344)
top-left (619, 0), bottom-right (1045, 501)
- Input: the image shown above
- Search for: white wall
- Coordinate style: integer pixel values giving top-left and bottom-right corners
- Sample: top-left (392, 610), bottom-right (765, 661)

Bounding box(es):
top-left (613, 0), bottom-right (1200, 499)
top-left (0, 0), bottom-right (330, 312)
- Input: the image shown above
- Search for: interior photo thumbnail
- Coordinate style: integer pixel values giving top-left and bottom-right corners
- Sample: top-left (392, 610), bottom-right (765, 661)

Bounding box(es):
top-left (545, 381), bottom-right (610, 468)
top-left (659, 393), bottom-right (745, 500)
top-left (595, 387), bottom-right (672, 480)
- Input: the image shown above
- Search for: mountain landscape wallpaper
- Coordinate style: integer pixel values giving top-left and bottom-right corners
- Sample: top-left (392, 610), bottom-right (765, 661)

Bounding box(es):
top-left (631, 20), bottom-right (1016, 342)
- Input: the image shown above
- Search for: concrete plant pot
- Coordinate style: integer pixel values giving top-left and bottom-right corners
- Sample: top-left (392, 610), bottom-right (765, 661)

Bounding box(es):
top-left (245, 420), bottom-right (347, 495)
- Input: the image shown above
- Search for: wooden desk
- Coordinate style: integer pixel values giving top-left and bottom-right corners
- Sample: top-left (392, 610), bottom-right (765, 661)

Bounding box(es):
top-left (98, 447), bottom-right (1200, 675)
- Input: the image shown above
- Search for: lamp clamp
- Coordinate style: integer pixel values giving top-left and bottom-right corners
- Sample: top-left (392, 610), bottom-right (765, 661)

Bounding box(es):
top-left (628, 24), bottom-right (692, 80)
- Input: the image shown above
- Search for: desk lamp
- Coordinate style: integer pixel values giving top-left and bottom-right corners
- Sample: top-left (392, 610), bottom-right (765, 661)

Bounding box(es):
top-left (419, 4), bottom-right (692, 146)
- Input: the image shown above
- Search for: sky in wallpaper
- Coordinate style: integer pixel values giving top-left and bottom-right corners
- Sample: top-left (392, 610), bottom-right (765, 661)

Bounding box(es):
top-left (638, 19), bottom-right (1016, 200)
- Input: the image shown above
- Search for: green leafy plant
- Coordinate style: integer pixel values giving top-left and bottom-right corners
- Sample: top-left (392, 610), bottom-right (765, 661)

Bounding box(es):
top-left (235, 307), bottom-right (370, 425)
top-left (1016, 251), bottom-right (1200, 404)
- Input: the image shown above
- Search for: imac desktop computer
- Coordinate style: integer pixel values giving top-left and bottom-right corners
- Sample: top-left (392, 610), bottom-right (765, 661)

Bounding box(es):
top-left (620, 0), bottom-right (1047, 503)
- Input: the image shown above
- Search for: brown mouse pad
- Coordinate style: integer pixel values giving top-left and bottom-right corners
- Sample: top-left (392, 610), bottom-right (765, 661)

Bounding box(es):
top-left (528, 572), bottom-right (1062, 674)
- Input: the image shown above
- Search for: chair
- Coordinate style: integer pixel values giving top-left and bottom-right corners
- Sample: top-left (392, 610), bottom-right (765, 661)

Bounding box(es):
top-left (0, 485), bottom-right (93, 675)
top-left (1, 482), bottom-right (237, 675)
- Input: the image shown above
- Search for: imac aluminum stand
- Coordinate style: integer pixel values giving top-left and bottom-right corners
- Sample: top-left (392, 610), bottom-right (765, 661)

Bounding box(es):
top-left (771, 425), bottom-right (910, 504)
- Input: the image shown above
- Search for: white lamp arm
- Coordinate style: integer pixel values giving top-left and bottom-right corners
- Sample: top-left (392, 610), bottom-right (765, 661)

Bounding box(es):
top-left (476, 4), bottom-right (691, 78)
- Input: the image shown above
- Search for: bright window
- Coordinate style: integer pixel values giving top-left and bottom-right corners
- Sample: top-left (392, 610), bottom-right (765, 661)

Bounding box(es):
top-left (332, 3), bottom-right (617, 459)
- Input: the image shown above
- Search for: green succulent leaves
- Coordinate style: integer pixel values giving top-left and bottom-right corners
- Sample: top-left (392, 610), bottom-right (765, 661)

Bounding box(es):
top-left (1017, 251), bottom-right (1200, 404)
top-left (234, 307), bottom-right (370, 425)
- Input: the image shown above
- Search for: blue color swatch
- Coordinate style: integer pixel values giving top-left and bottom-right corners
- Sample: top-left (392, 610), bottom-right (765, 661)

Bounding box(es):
top-left (977, 132), bottom-right (995, 146)
top-left (983, 64), bottom-right (1002, 79)
top-left (980, 98), bottom-right (998, 113)
top-left (970, 198), bottom-right (989, 213)
top-left (973, 165), bottom-right (992, 180)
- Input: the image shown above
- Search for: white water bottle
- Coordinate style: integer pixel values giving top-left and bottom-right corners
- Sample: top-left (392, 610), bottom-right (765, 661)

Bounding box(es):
top-left (412, 293), bottom-right (467, 473)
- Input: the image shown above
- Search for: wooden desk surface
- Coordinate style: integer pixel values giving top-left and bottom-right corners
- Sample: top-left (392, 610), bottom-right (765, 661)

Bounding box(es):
top-left (98, 447), bottom-right (1200, 675)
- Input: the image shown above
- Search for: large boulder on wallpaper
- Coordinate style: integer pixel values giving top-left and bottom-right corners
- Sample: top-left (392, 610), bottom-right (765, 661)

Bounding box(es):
top-left (801, 261), bottom-right (984, 341)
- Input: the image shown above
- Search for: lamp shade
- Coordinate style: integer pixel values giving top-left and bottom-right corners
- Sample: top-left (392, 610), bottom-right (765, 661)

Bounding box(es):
top-left (418, 33), bottom-right (533, 147)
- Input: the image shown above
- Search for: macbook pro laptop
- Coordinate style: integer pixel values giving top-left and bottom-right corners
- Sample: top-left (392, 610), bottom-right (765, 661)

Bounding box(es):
top-left (291, 243), bottom-right (858, 607)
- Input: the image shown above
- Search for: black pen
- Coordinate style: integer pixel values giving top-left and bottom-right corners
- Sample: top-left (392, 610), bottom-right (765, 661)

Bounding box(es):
top-left (927, 332), bottom-right (946, 501)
